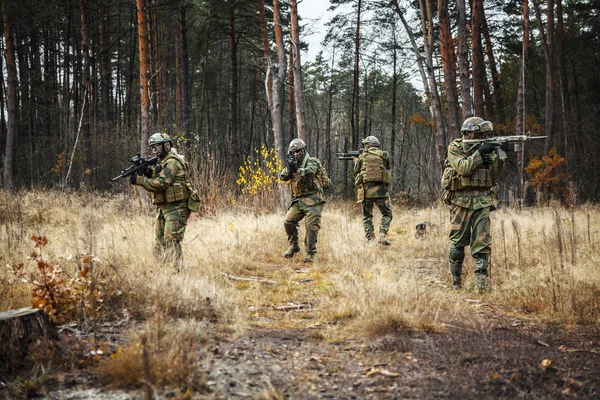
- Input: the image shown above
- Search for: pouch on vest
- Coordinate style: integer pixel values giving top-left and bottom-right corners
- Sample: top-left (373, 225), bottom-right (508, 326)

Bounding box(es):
top-left (187, 183), bottom-right (200, 212)
top-left (315, 164), bottom-right (332, 190)
top-left (362, 153), bottom-right (385, 183)
top-left (166, 182), bottom-right (189, 203)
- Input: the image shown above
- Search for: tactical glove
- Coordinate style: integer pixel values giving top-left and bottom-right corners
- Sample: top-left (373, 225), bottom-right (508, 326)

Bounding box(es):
top-left (482, 154), bottom-right (494, 167)
top-left (499, 141), bottom-right (509, 152)
top-left (287, 155), bottom-right (298, 173)
top-left (478, 142), bottom-right (498, 155)
top-left (143, 166), bottom-right (153, 178)
top-left (129, 173), bottom-right (138, 185)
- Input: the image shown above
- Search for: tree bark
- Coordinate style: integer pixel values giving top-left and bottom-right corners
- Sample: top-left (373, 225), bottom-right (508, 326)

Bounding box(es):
top-left (180, 1), bottom-right (190, 137)
top-left (137, 0), bottom-right (150, 157)
top-left (98, 0), bottom-right (112, 135)
top-left (228, 1), bottom-right (239, 167)
top-left (533, 0), bottom-right (554, 153)
top-left (271, 0), bottom-right (287, 161)
top-left (351, 0), bottom-right (362, 149)
top-left (80, 0), bottom-right (93, 169)
top-left (516, 0), bottom-right (530, 203)
top-left (557, 0), bottom-right (570, 161)
top-left (289, 0), bottom-right (306, 141)
top-left (438, 0), bottom-right (460, 137)
top-left (482, 14), bottom-right (505, 124)
top-left (457, 0), bottom-right (472, 118)
top-left (471, 0), bottom-right (485, 118)
top-left (2, 3), bottom-right (17, 189)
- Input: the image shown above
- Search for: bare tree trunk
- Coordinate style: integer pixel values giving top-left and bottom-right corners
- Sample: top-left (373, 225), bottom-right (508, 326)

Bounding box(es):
top-left (418, 0), bottom-right (447, 168)
top-left (533, 0), bottom-right (554, 153)
top-left (98, 0), bottom-right (111, 135)
top-left (557, 0), bottom-right (570, 162)
top-left (80, 0), bottom-right (93, 171)
top-left (287, 48), bottom-right (295, 142)
top-left (289, 0), bottom-right (306, 141)
top-left (471, 0), bottom-right (485, 118)
top-left (351, 0), bottom-right (361, 149)
top-left (2, 4), bottom-right (17, 189)
top-left (516, 0), bottom-right (530, 204)
top-left (457, 0), bottom-right (472, 118)
top-left (391, 24), bottom-right (398, 170)
top-left (137, 0), bottom-right (150, 156)
top-left (180, 0), bottom-right (190, 137)
top-left (482, 14), bottom-right (504, 124)
top-left (438, 0), bottom-right (460, 137)
top-left (271, 0), bottom-right (287, 161)
top-left (257, 0), bottom-right (273, 108)
top-left (228, 2), bottom-right (239, 167)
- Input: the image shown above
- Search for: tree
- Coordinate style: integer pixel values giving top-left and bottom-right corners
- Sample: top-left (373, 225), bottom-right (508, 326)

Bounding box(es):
top-left (289, 0), bottom-right (306, 141)
top-left (137, 0), bottom-right (150, 157)
top-left (2, 2), bottom-right (17, 189)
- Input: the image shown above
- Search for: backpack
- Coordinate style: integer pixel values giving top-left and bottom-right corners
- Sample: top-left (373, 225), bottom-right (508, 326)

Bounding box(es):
top-left (440, 159), bottom-right (457, 205)
top-left (360, 149), bottom-right (391, 184)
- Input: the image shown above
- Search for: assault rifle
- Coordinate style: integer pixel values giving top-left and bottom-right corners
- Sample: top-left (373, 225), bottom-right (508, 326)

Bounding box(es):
top-left (336, 148), bottom-right (365, 161)
top-left (462, 134), bottom-right (547, 160)
top-left (111, 154), bottom-right (158, 182)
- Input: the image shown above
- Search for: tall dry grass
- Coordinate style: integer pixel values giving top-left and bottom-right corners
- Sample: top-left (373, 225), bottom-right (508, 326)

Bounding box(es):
top-left (1, 190), bottom-right (599, 392)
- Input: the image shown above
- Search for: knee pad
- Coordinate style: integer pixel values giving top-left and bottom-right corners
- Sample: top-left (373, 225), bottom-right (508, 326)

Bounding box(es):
top-left (449, 245), bottom-right (465, 263)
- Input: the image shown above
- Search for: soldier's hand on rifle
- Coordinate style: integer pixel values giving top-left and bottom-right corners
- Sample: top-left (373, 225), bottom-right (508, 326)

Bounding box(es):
top-left (287, 155), bottom-right (298, 173)
top-left (499, 141), bottom-right (509, 152)
top-left (143, 166), bottom-right (154, 178)
top-left (482, 154), bottom-right (494, 167)
top-left (478, 142), bottom-right (498, 155)
top-left (129, 173), bottom-right (138, 185)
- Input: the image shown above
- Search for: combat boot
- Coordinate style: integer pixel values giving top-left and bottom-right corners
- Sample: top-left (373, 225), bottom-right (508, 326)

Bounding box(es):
top-left (283, 244), bottom-right (301, 258)
top-left (378, 232), bottom-right (391, 245)
top-left (473, 255), bottom-right (489, 292)
top-left (449, 262), bottom-right (462, 290)
top-left (303, 253), bottom-right (314, 263)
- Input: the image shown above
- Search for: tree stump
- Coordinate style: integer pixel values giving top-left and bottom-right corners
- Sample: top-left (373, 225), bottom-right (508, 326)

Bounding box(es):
top-left (0, 307), bottom-right (58, 375)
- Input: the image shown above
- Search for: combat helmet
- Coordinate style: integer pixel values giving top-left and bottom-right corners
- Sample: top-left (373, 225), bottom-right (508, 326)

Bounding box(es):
top-left (288, 138), bottom-right (306, 153)
top-left (460, 117), bottom-right (493, 133)
top-left (148, 132), bottom-right (173, 147)
top-left (361, 136), bottom-right (380, 147)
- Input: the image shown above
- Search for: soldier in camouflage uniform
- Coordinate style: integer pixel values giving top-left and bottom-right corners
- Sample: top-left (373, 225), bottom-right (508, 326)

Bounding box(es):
top-left (353, 136), bottom-right (393, 245)
top-left (130, 132), bottom-right (195, 272)
top-left (280, 138), bottom-right (326, 263)
top-left (445, 117), bottom-right (505, 291)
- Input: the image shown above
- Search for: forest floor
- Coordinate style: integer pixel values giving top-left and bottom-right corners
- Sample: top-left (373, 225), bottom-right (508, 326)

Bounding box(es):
top-left (40, 274), bottom-right (600, 400)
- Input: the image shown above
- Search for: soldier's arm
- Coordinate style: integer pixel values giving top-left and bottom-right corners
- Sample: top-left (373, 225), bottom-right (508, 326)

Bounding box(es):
top-left (352, 156), bottom-right (363, 177)
top-left (136, 158), bottom-right (180, 191)
top-left (382, 151), bottom-right (392, 170)
top-left (448, 142), bottom-right (483, 176)
top-left (300, 157), bottom-right (319, 177)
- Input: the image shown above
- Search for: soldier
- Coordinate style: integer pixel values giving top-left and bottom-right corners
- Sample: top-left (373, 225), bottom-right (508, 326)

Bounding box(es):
top-left (353, 136), bottom-right (393, 245)
top-left (445, 117), bottom-right (505, 291)
top-left (130, 132), bottom-right (198, 272)
top-left (280, 138), bottom-right (326, 263)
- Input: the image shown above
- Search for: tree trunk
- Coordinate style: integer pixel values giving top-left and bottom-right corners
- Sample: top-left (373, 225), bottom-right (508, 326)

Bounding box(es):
top-left (98, 0), bottom-right (112, 135)
top-left (228, 2), bottom-right (239, 167)
top-left (289, 0), bottom-right (306, 141)
top-left (180, 0), bottom-right (190, 136)
top-left (271, 0), bottom-right (287, 161)
top-left (351, 0), bottom-right (361, 149)
top-left (482, 14), bottom-right (504, 124)
top-left (257, 0), bottom-right (273, 109)
top-left (533, 0), bottom-right (554, 153)
top-left (137, 0), bottom-right (150, 157)
top-left (438, 0), bottom-right (460, 137)
top-left (80, 0), bottom-right (93, 172)
top-left (471, 0), bottom-right (485, 118)
top-left (516, 0), bottom-right (530, 204)
top-left (557, 0), bottom-right (570, 162)
top-left (457, 0), bottom-right (472, 118)
top-left (2, 3), bottom-right (17, 189)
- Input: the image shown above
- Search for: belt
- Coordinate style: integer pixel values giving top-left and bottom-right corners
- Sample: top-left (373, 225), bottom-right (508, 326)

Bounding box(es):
top-left (453, 189), bottom-right (489, 197)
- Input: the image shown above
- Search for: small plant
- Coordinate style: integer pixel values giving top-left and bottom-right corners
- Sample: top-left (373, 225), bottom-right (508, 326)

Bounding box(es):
top-left (10, 235), bottom-right (106, 325)
top-left (235, 145), bottom-right (283, 210)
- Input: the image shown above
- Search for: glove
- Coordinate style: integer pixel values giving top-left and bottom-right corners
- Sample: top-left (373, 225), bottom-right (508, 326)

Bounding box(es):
top-left (478, 142), bottom-right (498, 155)
top-left (143, 166), bottom-right (153, 178)
top-left (482, 154), bottom-right (494, 167)
top-left (129, 173), bottom-right (138, 185)
top-left (287, 155), bottom-right (298, 173)
top-left (499, 141), bottom-right (509, 152)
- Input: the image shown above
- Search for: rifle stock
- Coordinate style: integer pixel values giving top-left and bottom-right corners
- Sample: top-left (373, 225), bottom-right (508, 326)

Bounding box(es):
top-left (335, 149), bottom-right (364, 160)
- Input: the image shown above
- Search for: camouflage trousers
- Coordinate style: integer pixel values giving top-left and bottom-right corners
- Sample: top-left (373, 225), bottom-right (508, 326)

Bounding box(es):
top-left (155, 201), bottom-right (191, 271)
top-left (448, 204), bottom-right (491, 288)
top-left (284, 197), bottom-right (324, 256)
top-left (361, 197), bottom-right (393, 239)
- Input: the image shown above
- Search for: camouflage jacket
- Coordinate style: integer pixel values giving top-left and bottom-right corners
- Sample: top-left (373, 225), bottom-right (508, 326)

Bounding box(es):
top-left (447, 138), bottom-right (504, 210)
top-left (353, 148), bottom-right (391, 199)
top-left (135, 153), bottom-right (191, 206)
top-left (280, 152), bottom-right (325, 204)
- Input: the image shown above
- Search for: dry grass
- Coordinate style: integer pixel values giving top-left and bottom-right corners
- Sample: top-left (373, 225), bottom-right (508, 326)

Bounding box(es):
top-left (2, 190), bottom-right (600, 392)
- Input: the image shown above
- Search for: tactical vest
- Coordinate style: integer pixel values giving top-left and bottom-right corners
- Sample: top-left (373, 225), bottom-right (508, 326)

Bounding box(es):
top-left (152, 153), bottom-right (193, 205)
top-left (290, 155), bottom-right (319, 198)
top-left (360, 149), bottom-right (391, 184)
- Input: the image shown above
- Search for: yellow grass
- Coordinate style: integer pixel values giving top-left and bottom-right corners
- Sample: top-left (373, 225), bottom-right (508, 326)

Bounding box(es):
top-left (1, 190), bottom-right (599, 389)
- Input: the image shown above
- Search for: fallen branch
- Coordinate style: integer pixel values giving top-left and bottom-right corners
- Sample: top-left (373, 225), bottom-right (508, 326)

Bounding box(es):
top-left (221, 272), bottom-right (277, 286)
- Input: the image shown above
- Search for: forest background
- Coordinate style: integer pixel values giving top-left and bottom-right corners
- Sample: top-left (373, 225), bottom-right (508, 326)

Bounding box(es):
top-left (0, 0), bottom-right (595, 204)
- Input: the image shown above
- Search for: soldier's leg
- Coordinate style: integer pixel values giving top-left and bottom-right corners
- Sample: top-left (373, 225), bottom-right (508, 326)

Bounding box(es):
top-left (303, 203), bottom-right (323, 263)
top-left (376, 198), bottom-right (393, 245)
top-left (154, 210), bottom-right (166, 261)
top-left (362, 199), bottom-right (375, 240)
top-left (283, 204), bottom-right (304, 258)
top-left (470, 207), bottom-right (492, 291)
top-left (163, 204), bottom-right (191, 272)
top-left (448, 204), bottom-right (471, 289)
